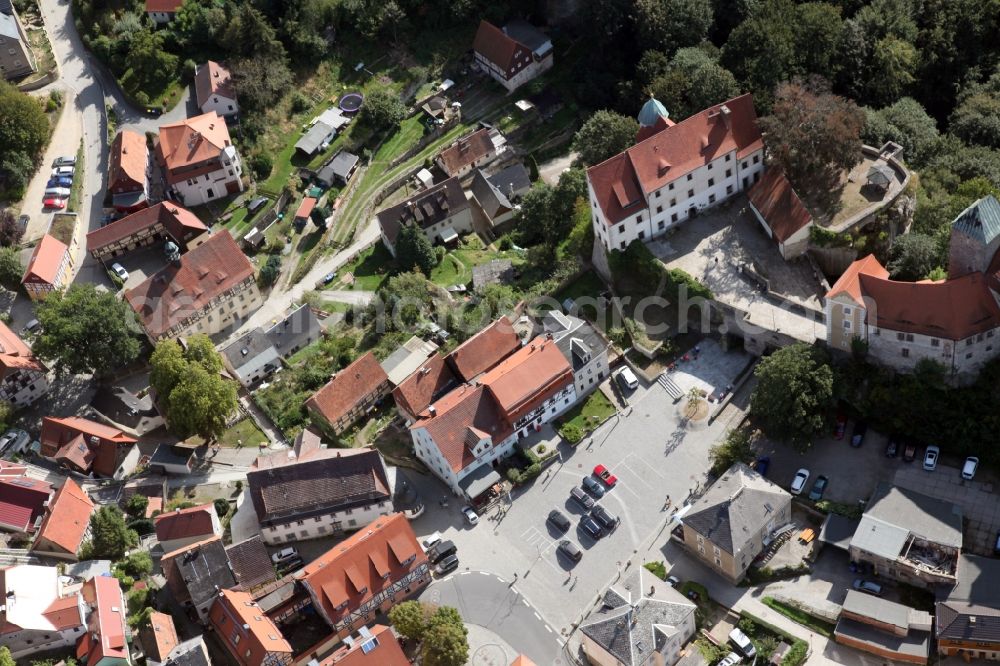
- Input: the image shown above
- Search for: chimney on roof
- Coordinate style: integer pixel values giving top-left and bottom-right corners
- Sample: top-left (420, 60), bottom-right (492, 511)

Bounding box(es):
top-left (428, 405), bottom-right (436, 416)
top-left (719, 104), bottom-right (731, 129)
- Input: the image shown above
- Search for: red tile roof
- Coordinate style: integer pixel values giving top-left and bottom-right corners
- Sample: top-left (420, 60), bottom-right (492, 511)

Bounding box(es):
top-left (157, 111), bottom-right (233, 179)
top-left (447, 316), bottom-right (520, 381)
top-left (306, 352), bottom-right (390, 426)
top-left (43, 594), bottom-right (85, 630)
top-left (142, 611), bottom-right (179, 662)
top-left (33, 479), bottom-right (93, 555)
top-left (479, 335), bottom-right (573, 422)
top-left (635, 115), bottom-right (675, 143)
top-left (211, 589), bottom-right (292, 663)
top-left (392, 353), bottom-right (458, 419)
top-left (125, 230), bottom-right (254, 339)
top-left (78, 575), bottom-right (128, 664)
top-left (41, 416), bottom-right (137, 477)
top-left (322, 624), bottom-right (410, 665)
top-left (411, 384), bottom-right (512, 472)
top-left (472, 20), bottom-right (532, 77)
top-left (0, 460), bottom-right (27, 477)
top-left (22, 233), bottom-right (69, 287)
top-left (145, 0), bottom-right (182, 12)
top-left (825, 254), bottom-right (890, 305)
top-left (588, 94), bottom-right (763, 225)
top-left (154, 503), bottom-right (217, 542)
top-left (295, 197), bottom-right (317, 220)
top-left (0, 477), bottom-right (52, 532)
top-left (748, 168), bottom-right (813, 243)
top-left (194, 61), bottom-right (235, 109)
top-left (437, 128), bottom-right (495, 176)
top-left (108, 129), bottom-right (148, 194)
top-left (87, 201), bottom-right (206, 254)
top-left (0, 320), bottom-right (45, 375)
top-left (297, 513), bottom-right (428, 626)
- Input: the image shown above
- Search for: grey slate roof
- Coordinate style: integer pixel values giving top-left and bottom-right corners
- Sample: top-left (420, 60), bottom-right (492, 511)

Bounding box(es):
top-left (0, 0), bottom-right (13, 15)
top-left (580, 567), bottom-right (696, 666)
top-left (377, 177), bottom-right (469, 246)
top-left (842, 590), bottom-right (932, 633)
top-left (834, 617), bottom-right (930, 660)
top-left (265, 303), bottom-right (321, 358)
top-left (545, 311), bottom-right (609, 372)
top-left (682, 462), bottom-right (790, 555)
top-left (951, 195), bottom-right (1000, 246)
top-left (818, 512), bottom-right (858, 551)
top-left (295, 121), bottom-right (334, 155)
top-left (225, 535), bottom-right (276, 592)
top-left (170, 538), bottom-right (236, 612)
top-left (0, 12), bottom-right (20, 40)
top-left (317, 151), bottom-right (360, 186)
top-left (470, 170), bottom-right (513, 220)
top-left (487, 163), bottom-right (531, 197)
top-left (503, 19), bottom-right (552, 56)
top-left (164, 636), bottom-right (212, 666)
top-left (221, 328), bottom-right (272, 371)
top-left (852, 484), bottom-right (962, 559)
top-left (937, 554), bottom-right (1000, 643)
top-left (150, 443), bottom-right (193, 468)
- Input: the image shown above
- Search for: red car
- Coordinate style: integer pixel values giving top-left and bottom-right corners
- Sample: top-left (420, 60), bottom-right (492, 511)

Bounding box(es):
top-left (43, 197), bottom-right (66, 210)
top-left (593, 464), bottom-right (618, 487)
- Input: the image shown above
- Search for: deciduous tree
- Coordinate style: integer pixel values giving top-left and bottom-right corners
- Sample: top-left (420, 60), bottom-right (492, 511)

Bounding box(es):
top-left (124, 494), bottom-right (149, 519)
top-left (422, 619), bottom-right (468, 666)
top-left (0, 246), bottom-right (22, 289)
top-left (389, 600), bottom-right (430, 640)
top-left (572, 110), bottom-right (638, 167)
top-left (167, 364), bottom-right (238, 440)
top-left (359, 87), bottom-right (406, 132)
top-left (635, 0), bottom-right (713, 56)
top-left (150, 341), bottom-right (188, 399)
top-left (750, 343), bottom-right (834, 447)
top-left (0, 82), bottom-right (49, 161)
top-left (0, 209), bottom-right (24, 248)
top-left (395, 225), bottom-right (436, 275)
top-left (33, 284), bottom-right (142, 377)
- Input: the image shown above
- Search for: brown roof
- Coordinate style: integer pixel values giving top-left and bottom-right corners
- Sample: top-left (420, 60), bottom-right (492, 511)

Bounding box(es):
top-left (306, 352), bottom-right (390, 425)
top-left (247, 446), bottom-right (390, 526)
top-left (22, 233), bottom-right (69, 287)
top-left (447, 316), bottom-right (520, 381)
top-left (125, 231), bottom-right (254, 339)
top-left (297, 513), bottom-right (427, 626)
top-left (43, 594), bottom-right (85, 630)
top-left (154, 503), bottom-right (217, 542)
top-left (587, 94), bottom-right (763, 225)
top-left (194, 61), bottom-right (235, 109)
top-left (145, 0), bottom-right (182, 11)
top-left (225, 536), bottom-right (276, 592)
top-left (472, 20), bottom-right (531, 76)
top-left (321, 624), bottom-right (410, 665)
top-left (748, 168), bottom-right (812, 242)
top-left (87, 201), bottom-right (206, 254)
top-left (479, 335), bottom-right (574, 422)
top-left (825, 254), bottom-right (889, 305)
top-left (41, 416), bottom-right (137, 477)
top-left (392, 353), bottom-right (458, 419)
top-left (211, 589), bottom-right (292, 657)
top-left (157, 111), bottom-right (233, 179)
top-left (32, 478), bottom-right (93, 555)
top-left (140, 611), bottom-right (178, 662)
top-left (411, 384), bottom-right (512, 472)
top-left (0, 320), bottom-right (45, 375)
top-left (108, 129), bottom-right (147, 194)
top-left (295, 197), bottom-right (317, 220)
top-left (377, 177), bottom-right (470, 246)
top-left (437, 128), bottom-right (496, 176)
top-left (0, 477), bottom-right (52, 532)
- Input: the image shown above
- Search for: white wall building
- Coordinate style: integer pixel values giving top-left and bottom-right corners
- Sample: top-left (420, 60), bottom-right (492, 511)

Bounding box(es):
top-left (0, 565), bottom-right (87, 660)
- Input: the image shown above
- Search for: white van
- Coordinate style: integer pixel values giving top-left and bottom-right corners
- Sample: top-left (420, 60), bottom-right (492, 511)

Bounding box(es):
top-left (962, 456), bottom-right (979, 480)
top-left (615, 366), bottom-right (639, 391)
top-left (729, 627), bottom-right (757, 659)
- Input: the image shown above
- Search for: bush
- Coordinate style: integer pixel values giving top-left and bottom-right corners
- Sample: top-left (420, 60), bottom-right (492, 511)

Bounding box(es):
top-left (814, 500), bottom-right (862, 519)
top-left (537, 444), bottom-right (546, 454)
top-left (250, 153), bottom-right (273, 180)
top-left (290, 92), bottom-right (310, 114)
top-left (126, 518), bottom-right (154, 536)
top-left (783, 640), bottom-right (809, 666)
top-left (214, 498), bottom-right (230, 517)
top-left (643, 561), bottom-right (667, 580)
top-left (558, 422), bottom-right (584, 444)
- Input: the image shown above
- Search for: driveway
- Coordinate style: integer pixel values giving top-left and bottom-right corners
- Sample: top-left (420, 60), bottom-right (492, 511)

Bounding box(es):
top-left (407, 342), bottom-right (754, 635)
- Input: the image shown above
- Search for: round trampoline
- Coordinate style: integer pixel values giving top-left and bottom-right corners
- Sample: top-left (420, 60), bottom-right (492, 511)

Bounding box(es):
top-left (339, 92), bottom-right (363, 113)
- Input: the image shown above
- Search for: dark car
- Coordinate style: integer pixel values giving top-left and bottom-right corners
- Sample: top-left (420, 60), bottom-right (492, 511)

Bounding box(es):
top-left (903, 442), bottom-right (917, 462)
top-left (850, 421), bottom-right (868, 447)
top-left (247, 196), bottom-right (269, 213)
top-left (570, 486), bottom-right (595, 511)
top-left (547, 509), bottom-right (571, 533)
top-left (47, 177), bottom-right (72, 188)
top-left (808, 475), bottom-right (829, 501)
top-left (579, 515), bottom-right (604, 540)
top-left (435, 554), bottom-right (459, 575)
top-left (886, 436), bottom-right (900, 458)
top-left (557, 539), bottom-right (582, 563)
top-left (427, 540), bottom-right (457, 564)
top-left (591, 505), bottom-right (620, 531)
top-left (322, 272), bottom-right (337, 284)
top-left (753, 456), bottom-right (770, 477)
top-left (581, 475), bottom-right (606, 498)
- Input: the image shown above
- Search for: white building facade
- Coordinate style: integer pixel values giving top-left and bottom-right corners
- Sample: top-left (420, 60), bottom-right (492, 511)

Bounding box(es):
top-left (171, 145), bottom-right (243, 206)
top-left (261, 499), bottom-right (394, 545)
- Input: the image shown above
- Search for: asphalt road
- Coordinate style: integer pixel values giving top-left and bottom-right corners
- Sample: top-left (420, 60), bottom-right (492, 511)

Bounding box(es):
top-left (417, 571), bottom-right (565, 666)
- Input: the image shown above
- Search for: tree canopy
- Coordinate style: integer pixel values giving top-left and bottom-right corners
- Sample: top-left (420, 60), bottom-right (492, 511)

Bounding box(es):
top-left (150, 336), bottom-right (238, 440)
top-left (395, 225), bottom-right (437, 275)
top-left (750, 343), bottom-right (835, 447)
top-left (33, 284), bottom-right (142, 378)
top-left (359, 87), bottom-right (406, 132)
top-left (572, 110), bottom-right (638, 167)
top-left (82, 506), bottom-right (139, 561)
top-left (887, 232), bottom-right (944, 280)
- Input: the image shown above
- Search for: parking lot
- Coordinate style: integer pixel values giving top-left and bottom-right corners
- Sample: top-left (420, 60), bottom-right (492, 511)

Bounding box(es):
top-left (409, 341), bottom-right (754, 633)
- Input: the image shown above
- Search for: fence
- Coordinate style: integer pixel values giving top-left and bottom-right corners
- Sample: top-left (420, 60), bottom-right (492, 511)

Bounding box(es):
top-left (388, 117), bottom-right (460, 169)
top-left (242, 190), bottom-right (291, 248)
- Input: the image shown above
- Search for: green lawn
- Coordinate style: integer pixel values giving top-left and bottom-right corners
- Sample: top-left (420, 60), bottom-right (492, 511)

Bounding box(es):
top-left (336, 243), bottom-right (395, 291)
top-left (761, 598), bottom-right (834, 638)
top-left (557, 390), bottom-right (616, 443)
top-left (187, 417), bottom-right (267, 449)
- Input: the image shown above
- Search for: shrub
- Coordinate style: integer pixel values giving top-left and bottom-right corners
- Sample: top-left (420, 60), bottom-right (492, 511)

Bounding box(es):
top-left (643, 561), bottom-right (667, 580)
top-left (782, 641), bottom-right (809, 666)
top-left (558, 422), bottom-right (583, 443)
top-left (290, 92), bottom-right (310, 114)
top-left (537, 444), bottom-right (546, 454)
top-left (126, 518), bottom-right (154, 536)
top-left (250, 153), bottom-right (273, 180)
top-left (214, 498), bottom-right (230, 517)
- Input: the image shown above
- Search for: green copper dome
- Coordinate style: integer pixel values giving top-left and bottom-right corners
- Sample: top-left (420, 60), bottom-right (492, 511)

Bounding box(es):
top-left (637, 97), bottom-right (669, 127)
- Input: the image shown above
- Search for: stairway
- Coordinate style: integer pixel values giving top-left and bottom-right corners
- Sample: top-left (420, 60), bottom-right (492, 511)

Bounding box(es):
top-left (657, 372), bottom-right (684, 402)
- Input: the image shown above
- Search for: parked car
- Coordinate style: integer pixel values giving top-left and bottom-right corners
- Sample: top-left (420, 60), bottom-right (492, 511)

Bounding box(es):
top-left (435, 554), bottom-right (459, 575)
top-left (51, 166), bottom-right (75, 177)
top-left (21, 319), bottom-right (40, 335)
top-left (591, 505), bottom-right (620, 531)
top-left (0, 430), bottom-right (20, 454)
top-left (962, 456), bottom-right (979, 480)
top-left (885, 436), bottom-right (900, 458)
top-left (43, 197), bottom-right (66, 210)
top-left (422, 532), bottom-right (443, 549)
top-left (903, 442), bottom-right (917, 462)
top-left (753, 456), bottom-right (770, 476)
top-left (17, 214), bottom-right (29, 228)
top-left (808, 475), bottom-right (829, 501)
top-left (579, 515), bottom-right (604, 540)
top-left (570, 486), bottom-right (596, 510)
top-left (322, 272), bottom-right (337, 285)
top-left (461, 506), bottom-right (479, 525)
top-left (718, 653), bottom-right (743, 666)
top-left (834, 410), bottom-right (848, 439)
top-left (666, 574), bottom-right (680, 587)
top-left (247, 196), bottom-right (268, 213)
top-left (615, 366), bottom-right (639, 391)
top-left (52, 156), bottom-right (76, 168)
top-left (790, 468), bottom-right (810, 495)
top-left (47, 177), bottom-right (72, 188)
top-left (547, 509), bottom-right (570, 533)
top-left (850, 421), bottom-right (868, 447)
top-left (853, 579), bottom-right (883, 596)
top-left (581, 475), bottom-right (606, 498)
top-left (427, 540), bottom-right (456, 564)
top-left (557, 539), bottom-right (582, 563)
top-left (593, 464), bottom-right (618, 487)
top-left (729, 628), bottom-right (757, 659)
top-left (111, 263), bottom-right (129, 282)
top-left (44, 187), bottom-right (71, 198)
top-left (271, 547), bottom-right (298, 564)
top-left (923, 446), bottom-right (940, 471)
